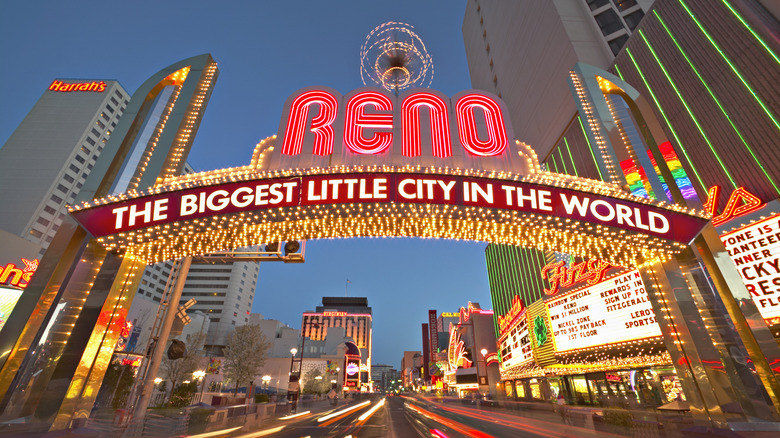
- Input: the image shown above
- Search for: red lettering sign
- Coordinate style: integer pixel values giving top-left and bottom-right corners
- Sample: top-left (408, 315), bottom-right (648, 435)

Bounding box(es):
top-left (542, 259), bottom-right (613, 296)
top-left (0, 258), bottom-right (38, 289)
top-left (70, 173), bottom-right (710, 244)
top-left (705, 186), bottom-right (765, 226)
top-left (49, 80), bottom-right (106, 92)
top-left (277, 88), bottom-right (512, 160)
top-left (497, 295), bottom-right (525, 335)
top-left (281, 90), bottom-right (339, 156)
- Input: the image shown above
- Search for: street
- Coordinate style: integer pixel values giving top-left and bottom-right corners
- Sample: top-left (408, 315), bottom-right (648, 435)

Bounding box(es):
top-left (215, 395), bottom-right (624, 438)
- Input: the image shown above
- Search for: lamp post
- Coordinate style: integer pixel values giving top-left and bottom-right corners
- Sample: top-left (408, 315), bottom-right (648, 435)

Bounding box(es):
top-left (193, 370), bottom-right (206, 403)
top-left (288, 348), bottom-right (298, 411)
top-left (480, 348), bottom-right (488, 397)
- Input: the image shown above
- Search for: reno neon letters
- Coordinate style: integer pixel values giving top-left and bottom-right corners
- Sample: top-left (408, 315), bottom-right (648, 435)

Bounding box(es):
top-left (277, 87), bottom-right (512, 159)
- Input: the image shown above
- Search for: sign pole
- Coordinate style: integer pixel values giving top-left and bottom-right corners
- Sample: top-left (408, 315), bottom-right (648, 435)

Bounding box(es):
top-left (132, 256), bottom-right (192, 421)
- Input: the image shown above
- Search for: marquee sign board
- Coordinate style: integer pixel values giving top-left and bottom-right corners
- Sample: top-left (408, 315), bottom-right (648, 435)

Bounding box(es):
top-left (545, 269), bottom-right (661, 353)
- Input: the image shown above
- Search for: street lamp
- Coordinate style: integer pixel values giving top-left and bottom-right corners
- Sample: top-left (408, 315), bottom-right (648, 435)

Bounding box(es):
top-left (480, 348), bottom-right (488, 397)
top-left (193, 370), bottom-right (206, 403)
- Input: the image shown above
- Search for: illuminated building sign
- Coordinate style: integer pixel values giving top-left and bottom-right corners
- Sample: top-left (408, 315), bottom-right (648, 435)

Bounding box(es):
top-left (0, 286), bottom-right (24, 332)
top-left (428, 310), bottom-right (439, 359)
top-left (542, 259), bottom-right (613, 296)
top-left (721, 212), bottom-right (780, 321)
top-left (0, 258), bottom-right (38, 289)
top-left (346, 363), bottom-right (359, 376)
top-left (440, 312), bottom-right (459, 318)
top-left (705, 186), bottom-right (765, 227)
top-left (49, 80), bottom-right (107, 92)
top-left (70, 173), bottom-right (709, 246)
top-left (323, 311), bottom-right (348, 317)
top-left (497, 295), bottom-right (525, 335)
top-left (498, 307), bottom-right (532, 370)
top-left (276, 88), bottom-right (516, 166)
top-left (545, 269), bottom-right (661, 353)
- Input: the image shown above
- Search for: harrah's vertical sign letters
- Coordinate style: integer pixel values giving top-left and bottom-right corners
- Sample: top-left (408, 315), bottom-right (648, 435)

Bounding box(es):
top-left (69, 87), bottom-right (709, 244)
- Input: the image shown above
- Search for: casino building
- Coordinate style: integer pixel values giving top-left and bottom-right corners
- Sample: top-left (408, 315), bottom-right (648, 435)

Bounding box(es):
top-left (301, 297), bottom-right (373, 391)
top-left (467, 0), bottom-right (780, 415)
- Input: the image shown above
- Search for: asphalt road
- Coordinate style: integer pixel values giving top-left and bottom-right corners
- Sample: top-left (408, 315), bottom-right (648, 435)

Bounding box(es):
top-left (224, 395), bottom-right (621, 438)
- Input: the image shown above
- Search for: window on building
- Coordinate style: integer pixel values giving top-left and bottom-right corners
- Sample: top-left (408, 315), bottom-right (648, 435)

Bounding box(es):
top-left (110, 97), bottom-right (119, 106)
top-left (114, 90), bottom-right (123, 99)
top-left (36, 217), bottom-right (51, 226)
top-left (608, 34), bottom-right (630, 55)
top-left (96, 120), bottom-right (106, 129)
top-left (86, 137), bottom-right (96, 146)
top-left (29, 229), bottom-right (44, 238)
top-left (587, 0), bottom-right (610, 10)
top-left (75, 155), bottom-right (86, 164)
top-left (56, 184), bottom-right (69, 194)
top-left (63, 174), bottom-right (75, 183)
top-left (611, 0), bottom-right (637, 11)
top-left (101, 112), bottom-right (110, 121)
top-left (595, 9), bottom-right (624, 36)
top-left (623, 9), bottom-right (644, 30)
top-left (90, 128), bottom-right (100, 137)
top-left (69, 164), bottom-right (80, 173)
top-left (105, 105), bottom-right (114, 113)
top-left (50, 194), bottom-right (63, 204)
top-left (43, 205), bottom-right (57, 215)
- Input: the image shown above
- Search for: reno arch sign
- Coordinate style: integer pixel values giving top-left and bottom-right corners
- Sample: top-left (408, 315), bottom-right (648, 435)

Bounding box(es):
top-left (272, 87), bottom-right (526, 172)
top-left (68, 86), bottom-right (709, 267)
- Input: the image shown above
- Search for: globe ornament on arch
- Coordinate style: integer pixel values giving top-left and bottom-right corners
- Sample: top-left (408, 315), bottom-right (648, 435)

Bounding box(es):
top-left (360, 21), bottom-right (434, 95)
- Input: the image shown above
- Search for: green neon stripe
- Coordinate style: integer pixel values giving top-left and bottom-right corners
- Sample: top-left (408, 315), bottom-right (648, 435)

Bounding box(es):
top-left (548, 154), bottom-right (559, 173)
top-left (652, 13), bottom-right (780, 195)
top-left (720, 0), bottom-right (780, 66)
top-left (623, 48), bottom-right (710, 193)
top-left (486, 247), bottom-right (500, 333)
top-left (636, 33), bottom-right (738, 189)
top-left (563, 137), bottom-right (579, 177)
top-left (493, 245), bottom-right (506, 317)
top-left (614, 64), bottom-right (625, 81)
top-left (577, 116), bottom-right (605, 181)
top-left (557, 146), bottom-right (569, 175)
top-left (678, 0), bottom-right (780, 134)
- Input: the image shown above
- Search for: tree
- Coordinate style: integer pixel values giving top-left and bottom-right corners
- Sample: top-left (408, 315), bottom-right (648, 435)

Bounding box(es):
top-left (222, 324), bottom-right (271, 395)
top-left (302, 368), bottom-right (329, 394)
top-left (160, 331), bottom-right (206, 404)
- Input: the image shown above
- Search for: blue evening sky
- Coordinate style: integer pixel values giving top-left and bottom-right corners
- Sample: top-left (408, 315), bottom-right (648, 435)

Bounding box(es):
top-left (0, 0), bottom-right (494, 368)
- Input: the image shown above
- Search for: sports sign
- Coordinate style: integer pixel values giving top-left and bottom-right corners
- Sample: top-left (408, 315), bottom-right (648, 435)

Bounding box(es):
top-left (546, 269), bottom-right (661, 353)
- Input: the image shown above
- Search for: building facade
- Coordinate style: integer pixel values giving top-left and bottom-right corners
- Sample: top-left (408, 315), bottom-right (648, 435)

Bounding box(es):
top-left (0, 79), bottom-right (129, 258)
top-left (466, 0), bottom-right (780, 425)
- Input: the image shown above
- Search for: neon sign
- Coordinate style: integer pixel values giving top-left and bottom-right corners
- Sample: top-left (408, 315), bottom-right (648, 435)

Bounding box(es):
top-left (705, 186), bottom-right (765, 226)
top-left (440, 312), bottom-right (459, 318)
top-left (497, 295), bottom-right (525, 335)
top-left (542, 259), bottom-right (612, 296)
top-left (346, 363), bottom-right (359, 376)
top-left (323, 311), bottom-right (348, 317)
top-left (0, 258), bottom-right (38, 289)
top-left (275, 87), bottom-right (517, 168)
top-left (49, 80), bottom-right (107, 93)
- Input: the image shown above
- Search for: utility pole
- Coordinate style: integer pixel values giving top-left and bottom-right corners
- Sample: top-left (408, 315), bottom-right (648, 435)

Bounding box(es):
top-left (132, 256), bottom-right (192, 420)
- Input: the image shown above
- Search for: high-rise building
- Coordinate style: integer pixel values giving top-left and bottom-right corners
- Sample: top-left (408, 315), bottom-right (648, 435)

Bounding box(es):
top-left (0, 79), bottom-right (129, 257)
top-left (0, 55), bottom-right (221, 429)
top-left (462, 0), bottom-right (654, 158)
top-left (301, 297), bottom-right (373, 390)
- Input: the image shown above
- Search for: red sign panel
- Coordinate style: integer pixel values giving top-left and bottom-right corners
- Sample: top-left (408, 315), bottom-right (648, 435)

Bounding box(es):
top-left (70, 173), bottom-right (708, 244)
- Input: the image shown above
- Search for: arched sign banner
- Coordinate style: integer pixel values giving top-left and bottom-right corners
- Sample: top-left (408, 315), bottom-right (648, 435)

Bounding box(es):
top-left (68, 87), bottom-right (709, 266)
top-left (72, 172), bottom-right (706, 243)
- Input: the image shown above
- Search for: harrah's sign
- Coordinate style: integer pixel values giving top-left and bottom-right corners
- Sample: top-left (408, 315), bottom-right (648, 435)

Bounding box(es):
top-left (49, 80), bottom-right (107, 93)
top-left (271, 87), bottom-right (525, 172)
